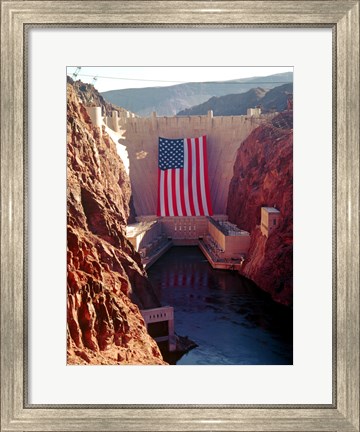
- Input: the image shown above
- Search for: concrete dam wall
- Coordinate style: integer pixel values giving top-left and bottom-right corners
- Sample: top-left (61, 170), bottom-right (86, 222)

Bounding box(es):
top-left (119, 112), bottom-right (273, 216)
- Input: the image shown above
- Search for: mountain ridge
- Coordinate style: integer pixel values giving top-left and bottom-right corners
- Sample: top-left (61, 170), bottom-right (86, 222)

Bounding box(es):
top-left (177, 83), bottom-right (293, 116)
top-left (101, 72), bottom-right (293, 116)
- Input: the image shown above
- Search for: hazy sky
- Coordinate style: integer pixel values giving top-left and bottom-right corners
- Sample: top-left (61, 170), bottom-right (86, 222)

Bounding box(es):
top-left (66, 66), bottom-right (293, 93)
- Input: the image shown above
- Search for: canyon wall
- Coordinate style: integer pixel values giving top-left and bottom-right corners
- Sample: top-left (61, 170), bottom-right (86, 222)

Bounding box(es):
top-left (66, 82), bottom-right (165, 364)
top-left (120, 113), bottom-right (275, 216)
top-left (227, 113), bottom-right (293, 306)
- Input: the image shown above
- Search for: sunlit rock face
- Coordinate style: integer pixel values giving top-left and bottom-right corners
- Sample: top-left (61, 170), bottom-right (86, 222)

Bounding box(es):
top-left (227, 113), bottom-right (293, 306)
top-left (66, 82), bottom-right (165, 364)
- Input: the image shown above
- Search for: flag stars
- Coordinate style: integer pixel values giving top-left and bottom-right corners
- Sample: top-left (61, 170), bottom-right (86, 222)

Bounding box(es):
top-left (158, 137), bottom-right (184, 170)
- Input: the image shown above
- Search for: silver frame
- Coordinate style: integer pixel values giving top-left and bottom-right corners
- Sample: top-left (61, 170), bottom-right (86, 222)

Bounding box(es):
top-left (1, 1), bottom-right (359, 431)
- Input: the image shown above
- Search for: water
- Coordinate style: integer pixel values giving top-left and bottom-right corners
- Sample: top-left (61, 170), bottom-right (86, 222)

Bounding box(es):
top-left (147, 246), bottom-right (293, 365)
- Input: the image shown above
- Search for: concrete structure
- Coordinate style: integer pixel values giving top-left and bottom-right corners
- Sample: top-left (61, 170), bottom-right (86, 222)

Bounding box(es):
top-left (104, 125), bottom-right (130, 175)
top-left (140, 306), bottom-right (176, 351)
top-left (260, 207), bottom-right (281, 237)
top-left (198, 240), bottom-right (244, 271)
top-left (128, 215), bottom-right (250, 270)
top-left (134, 215), bottom-right (228, 245)
top-left (161, 216), bottom-right (208, 245)
top-left (125, 219), bottom-right (171, 268)
top-left (85, 106), bottom-right (102, 135)
top-left (105, 110), bottom-right (120, 132)
top-left (115, 111), bottom-right (275, 216)
top-left (206, 217), bottom-right (250, 260)
top-left (127, 215), bottom-right (242, 266)
top-left (196, 217), bottom-right (250, 270)
top-left (247, 107), bottom-right (262, 117)
top-left (126, 220), bottom-right (162, 252)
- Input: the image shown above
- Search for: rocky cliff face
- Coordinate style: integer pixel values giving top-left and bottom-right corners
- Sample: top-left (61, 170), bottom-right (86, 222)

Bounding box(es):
top-left (67, 82), bottom-right (165, 364)
top-left (68, 76), bottom-right (136, 118)
top-left (227, 113), bottom-right (293, 306)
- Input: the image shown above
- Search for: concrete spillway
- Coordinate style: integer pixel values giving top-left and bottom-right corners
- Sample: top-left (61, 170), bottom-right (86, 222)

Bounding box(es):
top-left (119, 112), bottom-right (274, 216)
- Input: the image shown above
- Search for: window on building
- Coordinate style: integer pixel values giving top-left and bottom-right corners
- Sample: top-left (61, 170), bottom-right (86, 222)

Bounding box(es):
top-left (273, 219), bottom-right (277, 226)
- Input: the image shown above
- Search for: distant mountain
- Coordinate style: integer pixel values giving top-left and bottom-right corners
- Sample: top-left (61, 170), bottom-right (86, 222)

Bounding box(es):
top-left (177, 87), bottom-right (266, 116)
top-left (177, 83), bottom-right (293, 116)
top-left (101, 72), bottom-right (293, 116)
top-left (260, 83), bottom-right (293, 112)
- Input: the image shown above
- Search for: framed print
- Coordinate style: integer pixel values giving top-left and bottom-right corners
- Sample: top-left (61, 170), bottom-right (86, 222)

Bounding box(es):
top-left (1, 1), bottom-right (359, 431)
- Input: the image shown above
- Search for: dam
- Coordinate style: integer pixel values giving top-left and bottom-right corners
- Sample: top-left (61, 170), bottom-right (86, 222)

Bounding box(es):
top-left (116, 110), bottom-right (274, 216)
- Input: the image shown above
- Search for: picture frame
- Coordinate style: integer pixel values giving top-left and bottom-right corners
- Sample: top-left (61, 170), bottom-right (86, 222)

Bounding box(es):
top-left (1, 1), bottom-right (359, 431)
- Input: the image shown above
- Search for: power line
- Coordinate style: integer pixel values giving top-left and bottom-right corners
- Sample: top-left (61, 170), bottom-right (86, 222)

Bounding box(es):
top-left (76, 74), bottom-right (185, 84)
top-left (73, 73), bottom-right (291, 86)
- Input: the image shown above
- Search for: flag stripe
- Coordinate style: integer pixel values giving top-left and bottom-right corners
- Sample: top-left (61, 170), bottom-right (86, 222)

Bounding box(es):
top-left (187, 139), bottom-right (196, 216)
top-left (183, 140), bottom-right (191, 215)
top-left (167, 169), bottom-right (174, 216)
top-left (202, 135), bottom-right (213, 215)
top-left (175, 169), bottom-right (183, 216)
top-left (179, 168), bottom-right (186, 216)
top-left (171, 169), bottom-right (179, 216)
top-left (157, 169), bottom-right (161, 216)
top-left (159, 169), bottom-right (165, 216)
top-left (199, 136), bottom-right (209, 215)
top-left (195, 137), bottom-right (205, 215)
top-left (164, 169), bottom-right (169, 216)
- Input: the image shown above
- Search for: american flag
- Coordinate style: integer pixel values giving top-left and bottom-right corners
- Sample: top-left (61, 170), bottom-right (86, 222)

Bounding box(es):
top-left (157, 136), bottom-right (213, 217)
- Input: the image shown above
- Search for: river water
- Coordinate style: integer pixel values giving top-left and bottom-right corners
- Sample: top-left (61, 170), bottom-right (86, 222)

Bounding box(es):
top-left (147, 246), bottom-right (292, 365)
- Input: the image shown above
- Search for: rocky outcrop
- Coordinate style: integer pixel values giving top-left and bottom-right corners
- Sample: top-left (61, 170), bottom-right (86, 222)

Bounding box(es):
top-left (67, 82), bottom-right (165, 364)
top-left (68, 76), bottom-right (136, 118)
top-left (227, 113), bottom-right (293, 306)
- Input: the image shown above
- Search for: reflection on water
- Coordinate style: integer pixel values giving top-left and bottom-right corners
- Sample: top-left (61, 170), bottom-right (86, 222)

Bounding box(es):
top-left (147, 247), bottom-right (293, 365)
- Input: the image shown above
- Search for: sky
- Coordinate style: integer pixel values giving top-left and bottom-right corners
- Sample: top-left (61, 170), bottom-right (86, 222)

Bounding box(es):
top-left (66, 66), bottom-right (293, 93)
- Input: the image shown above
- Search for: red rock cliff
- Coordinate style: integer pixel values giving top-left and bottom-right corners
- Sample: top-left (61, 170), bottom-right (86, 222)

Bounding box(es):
top-left (67, 82), bottom-right (165, 364)
top-left (227, 113), bottom-right (293, 306)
